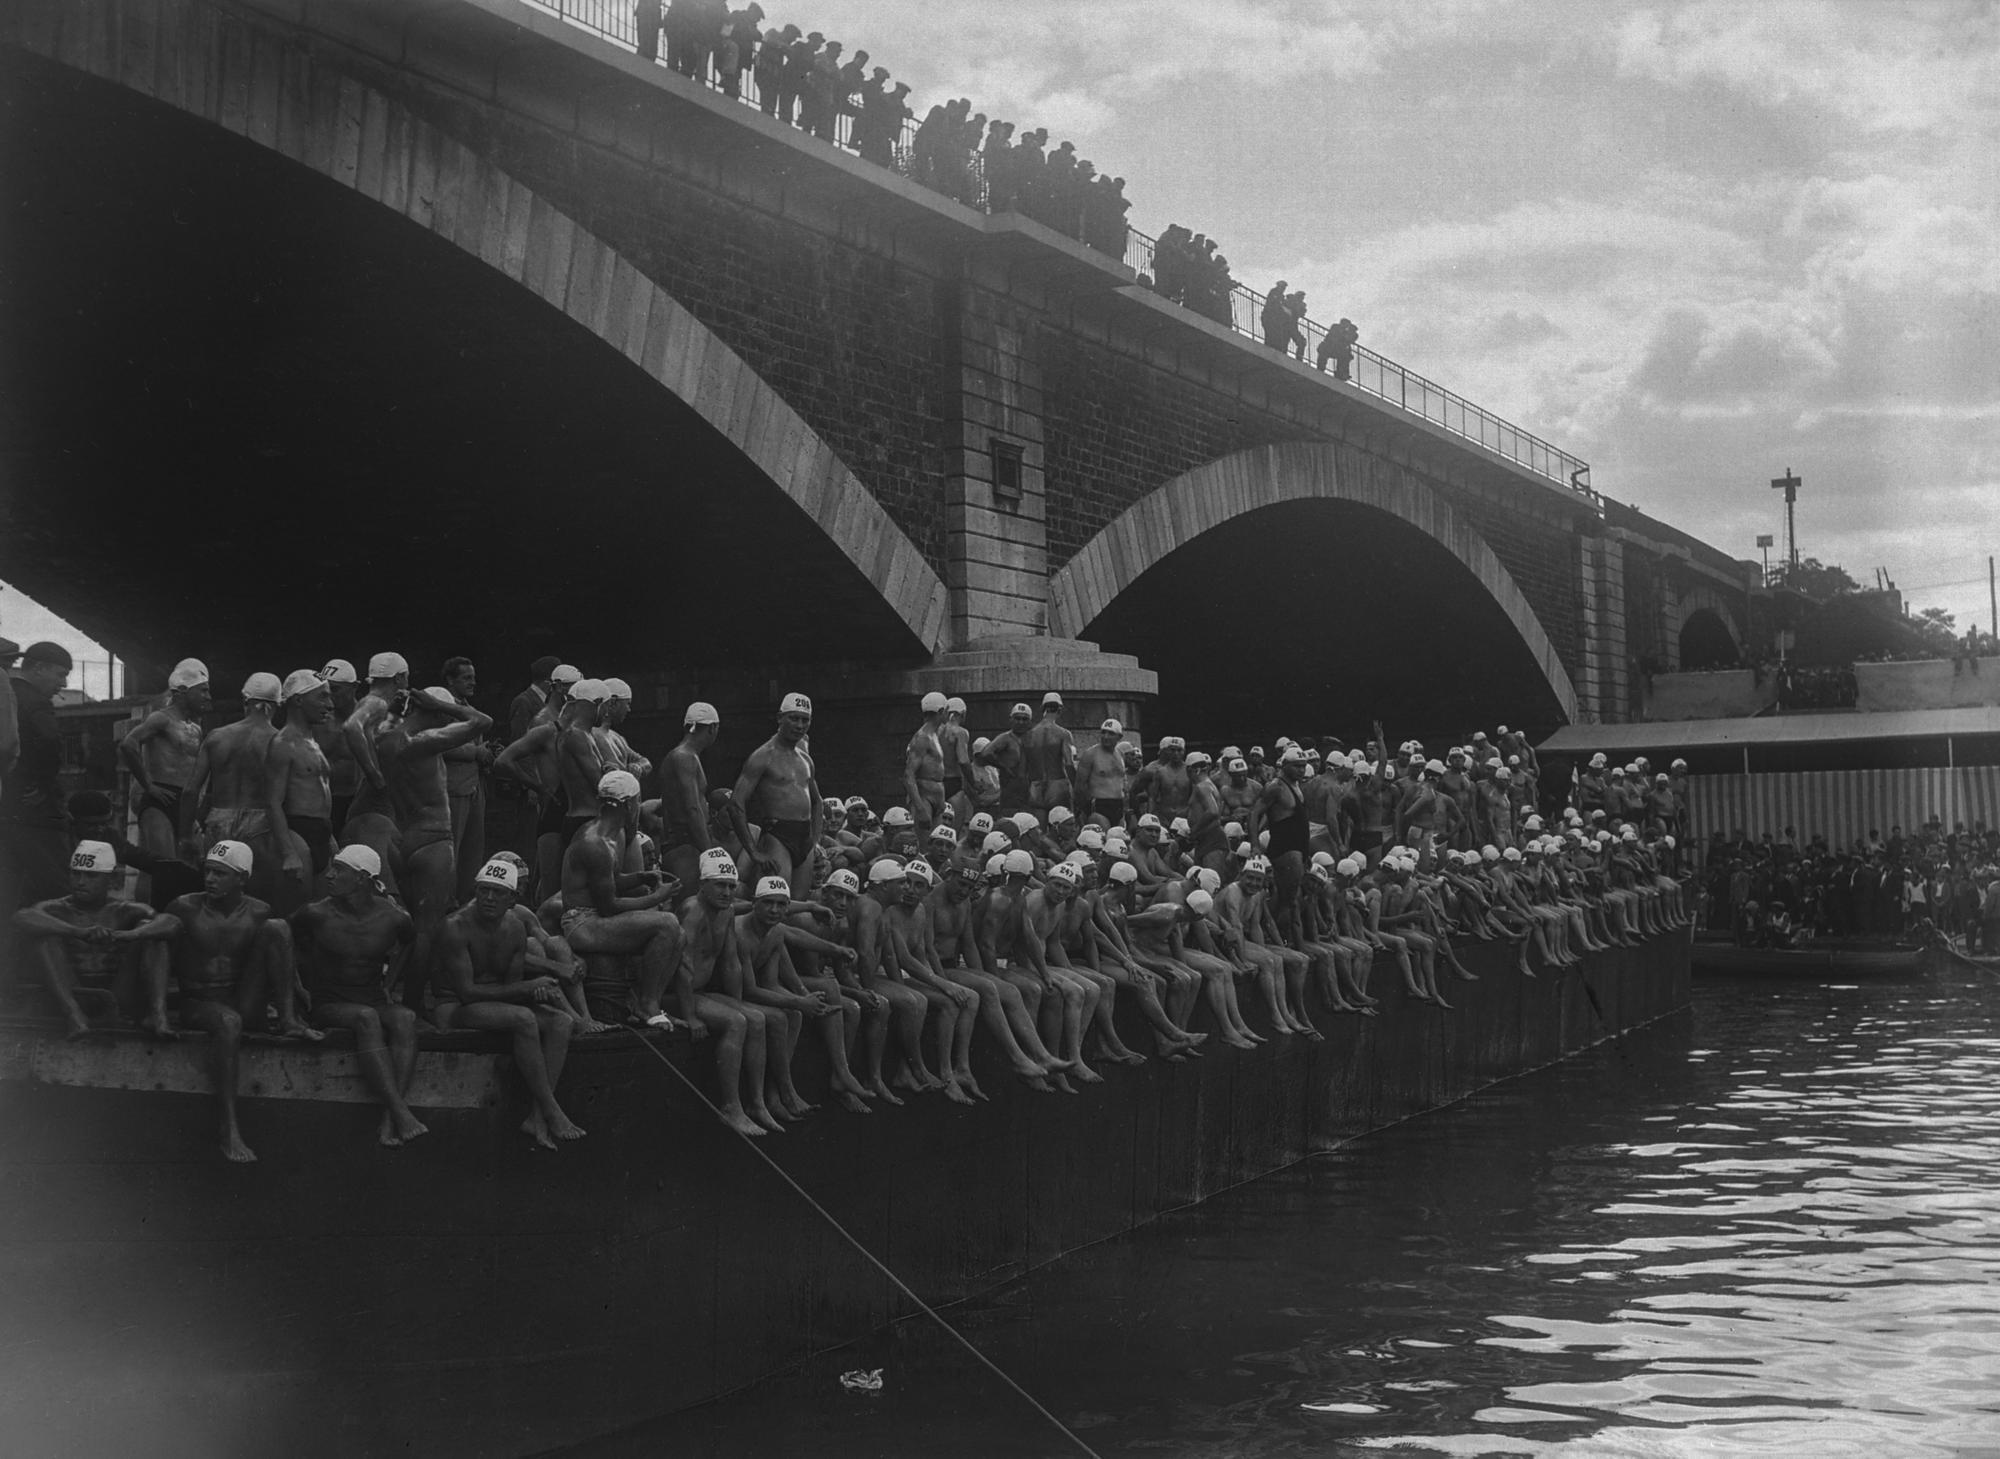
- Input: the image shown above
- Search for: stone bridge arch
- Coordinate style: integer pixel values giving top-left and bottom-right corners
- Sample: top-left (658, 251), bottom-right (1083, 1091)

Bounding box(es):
top-left (1670, 583), bottom-right (1745, 670)
top-left (4, 0), bottom-right (948, 652)
top-left (1049, 442), bottom-right (1580, 723)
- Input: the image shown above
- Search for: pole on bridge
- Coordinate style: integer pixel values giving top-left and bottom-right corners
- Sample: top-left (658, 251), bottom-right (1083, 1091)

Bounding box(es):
top-left (1770, 469), bottom-right (1802, 578)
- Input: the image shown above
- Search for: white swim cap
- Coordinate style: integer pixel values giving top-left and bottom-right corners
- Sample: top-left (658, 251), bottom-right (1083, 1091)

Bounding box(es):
top-left (1065, 849), bottom-right (1092, 867)
top-left (1101, 718), bottom-right (1123, 735)
top-left (1186, 889), bottom-right (1214, 914)
top-left (1196, 868), bottom-right (1222, 893)
top-left (366, 652), bottom-right (409, 680)
top-left (598, 769), bottom-right (641, 802)
top-left (1244, 856), bottom-right (1271, 876)
top-left (570, 679), bottom-right (611, 704)
top-left (1279, 746), bottom-right (1306, 766)
top-left (1048, 861), bottom-right (1081, 887)
top-left (824, 869), bottom-right (861, 895)
top-left (1107, 860), bottom-right (1138, 884)
top-left (685, 701), bottom-right (720, 727)
top-left (239, 672), bottom-right (282, 704)
top-left (1042, 691), bottom-right (1064, 707)
top-left (70, 840), bottom-right (118, 874)
top-left (1227, 757), bottom-right (1248, 773)
top-left (755, 875), bottom-right (791, 900)
top-left (929, 825), bottom-right (958, 844)
top-left (869, 858), bottom-right (906, 885)
top-left (1003, 849), bottom-right (1035, 876)
top-left (945, 696), bottom-right (967, 714)
top-left (320, 658), bottom-right (358, 685)
top-left (332, 843), bottom-right (379, 878)
top-left (474, 858), bottom-right (519, 892)
top-left (883, 806), bottom-right (914, 828)
top-left (699, 848), bottom-right (738, 882)
top-left (603, 677), bottom-right (634, 701)
top-left (1170, 817), bottom-right (1191, 837)
top-left (981, 831), bottom-right (1010, 856)
top-left (921, 691), bottom-right (948, 713)
top-left (780, 691), bottom-right (812, 716)
top-left (168, 658), bottom-right (209, 690)
top-left (904, 858), bottom-right (935, 885)
top-left (282, 669), bottom-right (326, 701)
top-left (1664, 834), bottom-right (1677, 848)
top-left (969, 813), bottom-right (995, 834)
top-left (1048, 806), bottom-right (1074, 825)
top-left (1257, 830), bottom-right (1271, 849)
top-left (419, 685), bottom-right (455, 706)
top-left (550, 664), bottom-right (581, 685)
top-left (1502, 846), bottom-right (1523, 862)
top-left (1077, 827), bottom-right (1105, 850)
top-left (1013, 813), bottom-right (1040, 834)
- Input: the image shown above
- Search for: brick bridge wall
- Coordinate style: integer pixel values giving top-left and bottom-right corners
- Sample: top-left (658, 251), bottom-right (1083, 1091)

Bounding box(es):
top-left (1037, 333), bottom-right (1587, 678)
top-left (326, 42), bottom-right (959, 576)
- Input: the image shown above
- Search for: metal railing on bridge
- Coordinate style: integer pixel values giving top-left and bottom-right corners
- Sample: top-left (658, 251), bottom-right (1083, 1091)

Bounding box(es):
top-left (525, 0), bottom-right (1595, 500)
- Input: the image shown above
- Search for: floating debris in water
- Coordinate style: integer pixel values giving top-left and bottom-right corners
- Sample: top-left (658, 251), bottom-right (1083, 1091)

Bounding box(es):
top-left (839, 1369), bottom-right (884, 1392)
top-left (1302, 1401), bottom-right (1382, 1414)
top-left (1397, 1338), bottom-right (1450, 1348)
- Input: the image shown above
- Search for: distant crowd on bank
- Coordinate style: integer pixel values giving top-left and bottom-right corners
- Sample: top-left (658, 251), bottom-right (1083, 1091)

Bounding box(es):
top-left (1699, 822), bottom-right (2000, 952)
top-left (0, 646), bottom-right (1693, 1162)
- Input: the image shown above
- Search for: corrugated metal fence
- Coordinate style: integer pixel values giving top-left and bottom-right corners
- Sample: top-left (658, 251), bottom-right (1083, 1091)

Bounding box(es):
top-left (1688, 767), bottom-right (2000, 848)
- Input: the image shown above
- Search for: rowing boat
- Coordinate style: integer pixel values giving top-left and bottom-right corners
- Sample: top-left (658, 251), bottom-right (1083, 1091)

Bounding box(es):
top-left (1690, 934), bottom-right (1930, 978)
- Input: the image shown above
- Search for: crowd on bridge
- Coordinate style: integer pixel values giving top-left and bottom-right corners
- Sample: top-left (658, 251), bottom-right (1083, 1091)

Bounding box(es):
top-left (1, 643), bottom-right (1690, 1164)
top-left (625, 0), bottom-right (1130, 257)
top-left (1699, 821), bottom-right (2000, 952)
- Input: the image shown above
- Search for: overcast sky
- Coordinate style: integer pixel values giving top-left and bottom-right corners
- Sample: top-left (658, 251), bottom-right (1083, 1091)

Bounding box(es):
top-left (807, 0), bottom-right (1999, 631)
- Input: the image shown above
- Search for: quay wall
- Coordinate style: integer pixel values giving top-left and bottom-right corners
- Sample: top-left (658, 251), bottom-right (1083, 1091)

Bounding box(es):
top-left (0, 935), bottom-right (1689, 1458)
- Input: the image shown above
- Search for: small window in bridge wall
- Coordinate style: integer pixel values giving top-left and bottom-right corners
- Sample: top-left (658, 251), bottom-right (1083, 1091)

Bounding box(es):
top-left (991, 439), bottom-right (1025, 510)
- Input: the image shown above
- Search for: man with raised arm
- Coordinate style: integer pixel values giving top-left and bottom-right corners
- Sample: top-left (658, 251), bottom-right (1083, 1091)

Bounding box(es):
top-left (314, 659), bottom-right (363, 834)
top-left (119, 657), bottom-right (211, 870)
top-left (439, 657), bottom-right (493, 903)
top-left (903, 691), bottom-right (950, 833)
top-left (374, 684), bottom-right (493, 1009)
top-left (733, 691), bottom-right (823, 898)
top-left (291, 845), bottom-right (429, 1147)
top-left (559, 769), bottom-right (683, 1027)
top-left (433, 856), bottom-right (585, 1149)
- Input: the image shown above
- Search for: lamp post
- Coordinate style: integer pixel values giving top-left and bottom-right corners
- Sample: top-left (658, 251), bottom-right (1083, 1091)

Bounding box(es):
top-left (1756, 534), bottom-right (1774, 586)
top-left (1770, 469), bottom-right (1802, 580)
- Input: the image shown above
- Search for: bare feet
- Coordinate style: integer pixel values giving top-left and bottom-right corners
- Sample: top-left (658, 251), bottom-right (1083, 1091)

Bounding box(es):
top-left (548, 1110), bottom-right (586, 1141)
top-left (277, 1017), bottom-right (325, 1041)
top-left (942, 1078), bottom-right (976, 1106)
top-left (140, 1011), bottom-right (176, 1040)
top-left (221, 1130), bottom-right (258, 1163)
top-left (1073, 1063), bottom-right (1105, 1085)
top-left (838, 1090), bottom-right (872, 1114)
top-left (721, 1108), bottom-right (768, 1138)
top-left (1222, 1034), bottom-right (1259, 1049)
top-left (522, 1111), bottom-right (558, 1151)
top-left (867, 1077), bottom-right (905, 1107)
top-left (752, 1106), bottom-right (786, 1133)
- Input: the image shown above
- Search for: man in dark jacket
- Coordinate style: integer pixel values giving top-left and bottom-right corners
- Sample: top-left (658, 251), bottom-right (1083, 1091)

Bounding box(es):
top-left (1, 641), bottom-right (74, 929)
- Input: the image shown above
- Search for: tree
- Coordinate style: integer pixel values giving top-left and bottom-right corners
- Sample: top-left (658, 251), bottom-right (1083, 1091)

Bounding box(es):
top-left (1772, 557), bottom-right (1860, 600)
top-left (1911, 605), bottom-right (1958, 656)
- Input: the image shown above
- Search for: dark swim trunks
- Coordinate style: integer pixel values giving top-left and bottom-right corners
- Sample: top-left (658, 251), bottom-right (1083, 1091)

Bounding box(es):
top-left (764, 818), bottom-right (813, 868)
top-left (942, 775), bottom-right (963, 799)
top-left (290, 814), bottom-right (335, 873)
top-left (137, 784), bottom-right (184, 826)
top-left (1091, 796), bottom-right (1127, 825)
top-left (538, 794), bottom-right (568, 838)
top-left (1268, 811), bottom-right (1310, 858)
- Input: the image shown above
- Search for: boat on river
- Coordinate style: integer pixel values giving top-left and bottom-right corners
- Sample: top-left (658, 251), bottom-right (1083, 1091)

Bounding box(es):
top-left (1690, 933), bottom-right (1930, 978)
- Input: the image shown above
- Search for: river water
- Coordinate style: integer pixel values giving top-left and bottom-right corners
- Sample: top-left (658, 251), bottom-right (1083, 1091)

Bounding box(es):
top-left (567, 972), bottom-right (2000, 1458)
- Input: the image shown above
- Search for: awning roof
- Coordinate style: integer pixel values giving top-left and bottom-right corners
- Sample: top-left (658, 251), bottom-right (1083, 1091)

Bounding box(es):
top-left (1537, 705), bottom-right (2000, 755)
